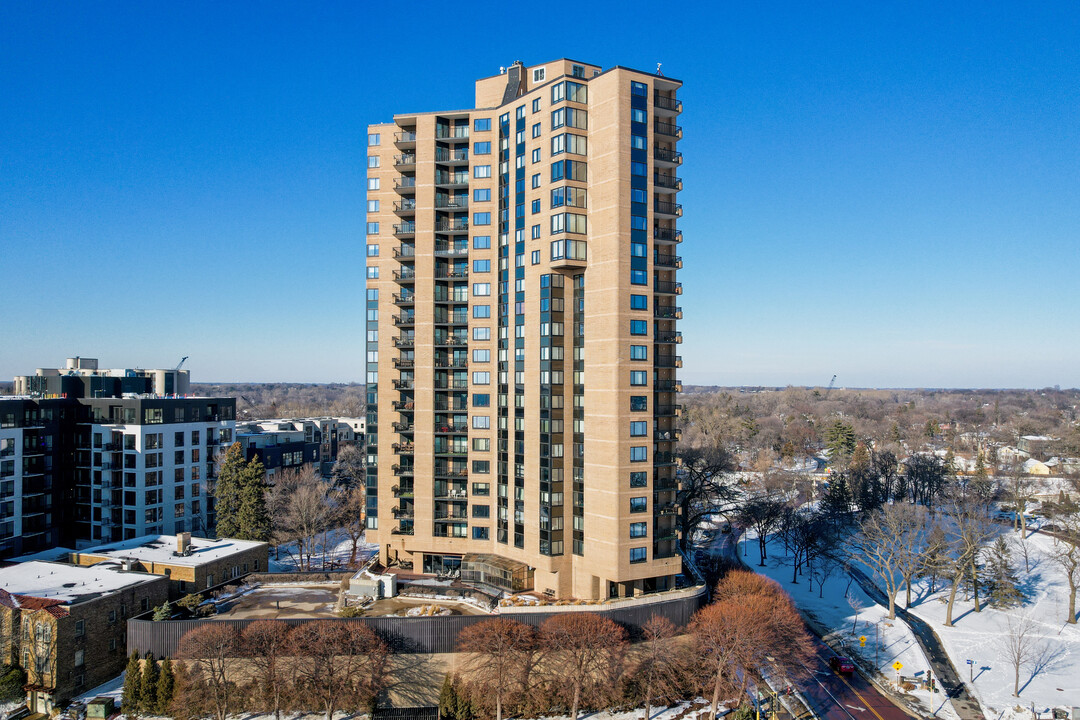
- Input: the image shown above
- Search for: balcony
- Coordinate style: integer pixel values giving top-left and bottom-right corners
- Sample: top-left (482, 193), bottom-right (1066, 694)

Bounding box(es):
top-left (392, 378), bottom-right (414, 390)
top-left (434, 398), bottom-right (468, 411)
top-left (434, 172), bottom-right (469, 187)
top-left (392, 484), bottom-right (414, 498)
top-left (393, 336), bottom-right (414, 348)
top-left (392, 314), bottom-right (415, 327)
top-left (655, 331), bottom-right (683, 344)
top-left (435, 378), bottom-right (470, 390)
top-left (654, 121), bottom-right (682, 139)
top-left (434, 242), bottom-right (469, 257)
top-left (392, 421), bottom-right (414, 432)
top-left (434, 465), bottom-right (468, 478)
top-left (434, 513), bottom-right (469, 522)
top-left (392, 506), bottom-right (414, 519)
top-left (434, 313), bottom-right (469, 326)
top-left (394, 154), bottom-right (416, 169)
top-left (654, 200), bottom-right (682, 217)
top-left (392, 443), bottom-right (414, 454)
top-left (392, 358), bottom-right (414, 369)
top-left (391, 400), bottom-right (415, 411)
top-left (392, 464), bottom-right (414, 477)
top-left (435, 148), bottom-right (469, 164)
top-left (653, 379), bottom-right (682, 393)
top-left (434, 358), bottom-right (468, 369)
top-left (435, 126), bottom-right (469, 140)
top-left (655, 503), bottom-right (678, 516)
top-left (435, 268), bottom-right (469, 280)
top-left (653, 227), bottom-right (682, 244)
top-left (434, 446), bottom-right (468, 456)
top-left (654, 147), bottom-right (683, 166)
top-left (654, 253), bottom-right (682, 269)
top-left (393, 223), bottom-right (416, 237)
top-left (435, 423), bottom-right (469, 434)
top-left (654, 306), bottom-right (682, 320)
top-left (655, 452), bottom-right (677, 466)
top-left (395, 177), bottom-right (417, 193)
top-left (653, 173), bottom-right (682, 192)
top-left (393, 199), bottom-right (416, 214)
top-left (653, 93), bottom-right (682, 115)
top-left (392, 293), bottom-right (415, 306)
top-left (394, 130), bottom-right (416, 147)
top-left (655, 355), bottom-right (683, 369)
top-left (435, 197), bottom-right (469, 210)
top-left (391, 526), bottom-right (415, 536)
top-left (434, 220), bottom-right (469, 233)
top-left (439, 335), bottom-right (468, 346)
top-left (393, 268), bottom-right (416, 283)
top-left (654, 428), bottom-right (682, 442)
top-left (654, 280), bottom-right (682, 295)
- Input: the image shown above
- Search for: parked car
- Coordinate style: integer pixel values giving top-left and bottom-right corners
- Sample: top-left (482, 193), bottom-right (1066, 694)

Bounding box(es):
top-left (830, 656), bottom-right (855, 674)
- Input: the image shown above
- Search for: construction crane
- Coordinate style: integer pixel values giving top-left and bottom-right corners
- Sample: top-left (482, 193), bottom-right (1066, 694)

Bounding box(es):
top-left (175, 356), bottom-right (189, 371)
top-left (824, 375), bottom-right (837, 398)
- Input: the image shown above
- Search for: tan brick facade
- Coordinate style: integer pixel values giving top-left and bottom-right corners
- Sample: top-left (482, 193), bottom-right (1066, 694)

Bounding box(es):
top-left (366, 60), bottom-right (683, 600)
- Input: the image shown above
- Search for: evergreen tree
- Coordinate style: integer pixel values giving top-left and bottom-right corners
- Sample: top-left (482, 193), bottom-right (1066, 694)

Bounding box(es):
top-left (214, 443), bottom-right (270, 540)
top-left (988, 536), bottom-right (1024, 608)
top-left (236, 454), bottom-right (270, 541)
top-left (825, 420), bottom-right (857, 464)
top-left (152, 603), bottom-right (171, 621)
top-left (212, 443), bottom-right (249, 538)
top-left (438, 674), bottom-right (458, 720)
top-left (821, 474), bottom-right (852, 527)
top-left (453, 676), bottom-right (473, 720)
top-left (140, 652), bottom-right (159, 712)
top-left (156, 658), bottom-right (175, 715)
top-left (122, 651), bottom-right (143, 715)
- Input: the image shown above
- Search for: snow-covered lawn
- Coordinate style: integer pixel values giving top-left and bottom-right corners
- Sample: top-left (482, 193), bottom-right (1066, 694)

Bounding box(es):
top-left (738, 532), bottom-right (960, 720)
top-left (899, 530), bottom-right (1080, 720)
top-left (269, 527), bottom-right (377, 572)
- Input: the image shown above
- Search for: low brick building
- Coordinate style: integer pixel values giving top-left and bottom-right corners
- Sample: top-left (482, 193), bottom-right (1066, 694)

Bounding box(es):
top-left (70, 533), bottom-right (269, 598)
top-left (0, 561), bottom-right (168, 712)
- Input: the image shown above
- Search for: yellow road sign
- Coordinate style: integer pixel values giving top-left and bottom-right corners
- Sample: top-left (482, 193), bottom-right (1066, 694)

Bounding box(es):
top-left (892, 661), bottom-right (903, 671)
top-left (859, 636), bottom-right (867, 646)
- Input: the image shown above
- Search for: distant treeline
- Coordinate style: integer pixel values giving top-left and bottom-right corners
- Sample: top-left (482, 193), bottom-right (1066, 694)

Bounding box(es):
top-left (192, 383), bottom-right (366, 419)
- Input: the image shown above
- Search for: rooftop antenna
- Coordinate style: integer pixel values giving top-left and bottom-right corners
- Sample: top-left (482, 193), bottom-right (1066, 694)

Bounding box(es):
top-left (656, 63), bottom-right (663, 76)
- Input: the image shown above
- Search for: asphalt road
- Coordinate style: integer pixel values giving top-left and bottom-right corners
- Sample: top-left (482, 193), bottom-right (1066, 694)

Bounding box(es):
top-left (701, 527), bottom-right (918, 720)
top-left (796, 638), bottom-right (915, 720)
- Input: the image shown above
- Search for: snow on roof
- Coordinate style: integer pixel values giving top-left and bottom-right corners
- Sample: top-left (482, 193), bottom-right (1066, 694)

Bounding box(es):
top-left (0, 561), bottom-right (160, 606)
top-left (76, 534), bottom-right (265, 568)
top-left (8, 547), bottom-right (78, 564)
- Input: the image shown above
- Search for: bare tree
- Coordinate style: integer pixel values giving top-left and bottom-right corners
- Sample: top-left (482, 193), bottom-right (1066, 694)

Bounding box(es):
top-left (942, 495), bottom-right (996, 624)
top-left (736, 496), bottom-right (785, 566)
top-left (21, 613), bottom-right (57, 694)
top-left (1047, 510), bottom-right (1080, 624)
top-left (540, 613), bottom-right (627, 720)
top-left (675, 444), bottom-right (739, 555)
top-left (241, 620), bottom-right (291, 720)
top-left (849, 507), bottom-right (905, 618)
top-left (456, 618), bottom-right (536, 720)
top-left (289, 620), bottom-right (388, 720)
top-left (1005, 463), bottom-right (1036, 535)
top-left (269, 465), bottom-right (336, 570)
top-left (177, 624), bottom-right (240, 720)
top-left (891, 504), bottom-right (942, 608)
top-left (999, 614), bottom-right (1043, 697)
top-left (336, 484), bottom-right (368, 567)
top-left (629, 616), bottom-right (687, 720)
top-left (330, 444), bottom-right (366, 490)
top-left (691, 571), bottom-right (812, 720)
top-left (847, 593), bottom-right (864, 635)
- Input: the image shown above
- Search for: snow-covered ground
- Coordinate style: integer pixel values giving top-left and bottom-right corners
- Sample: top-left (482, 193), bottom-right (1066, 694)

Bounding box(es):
top-left (738, 532), bottom-right (961, 720)
top-left (897, 530), bottom-right (1080, 720)
top-left (269, 527), bottom-right (377, 572)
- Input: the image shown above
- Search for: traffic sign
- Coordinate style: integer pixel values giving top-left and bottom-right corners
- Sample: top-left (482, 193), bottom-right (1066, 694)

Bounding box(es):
top-left (966, 659), bottom-right (974, 665)
top-left (859, 636), bottom-right (866, 647)
top-left (892, 661), bottom-right (903, 671)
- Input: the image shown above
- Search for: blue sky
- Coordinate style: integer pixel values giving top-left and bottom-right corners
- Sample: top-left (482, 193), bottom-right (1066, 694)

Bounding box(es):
top-left (2, 2), bottom-right (1077, 388)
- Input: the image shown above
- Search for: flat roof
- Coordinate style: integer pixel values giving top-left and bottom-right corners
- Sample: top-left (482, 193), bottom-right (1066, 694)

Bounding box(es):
top-left (75, 535), bottom-right (266, 568)
top-left (0, 561), bottom-right (161, 606)
top-left (8, 547), bottom-right (78, 564)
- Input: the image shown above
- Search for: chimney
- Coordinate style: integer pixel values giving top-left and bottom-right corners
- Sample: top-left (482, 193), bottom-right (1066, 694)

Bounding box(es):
top-left (177, 532), bottom-right (191, 555)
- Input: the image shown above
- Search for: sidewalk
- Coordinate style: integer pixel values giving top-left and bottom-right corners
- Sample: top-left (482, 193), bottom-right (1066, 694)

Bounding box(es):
top-left (847, 567), bottom-right (984, 720)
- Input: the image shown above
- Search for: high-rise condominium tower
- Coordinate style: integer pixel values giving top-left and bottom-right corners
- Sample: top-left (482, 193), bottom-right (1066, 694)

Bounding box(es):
top-left (365, 59), bottom-right (683, 600)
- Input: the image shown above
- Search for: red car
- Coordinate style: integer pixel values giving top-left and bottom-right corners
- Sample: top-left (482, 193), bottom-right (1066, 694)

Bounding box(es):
top-left (830, 656), bottom-right (855, 674)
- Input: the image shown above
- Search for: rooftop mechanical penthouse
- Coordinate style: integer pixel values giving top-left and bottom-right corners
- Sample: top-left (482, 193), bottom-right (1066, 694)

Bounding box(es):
top-left (366, 59), bottom-right (684, 601)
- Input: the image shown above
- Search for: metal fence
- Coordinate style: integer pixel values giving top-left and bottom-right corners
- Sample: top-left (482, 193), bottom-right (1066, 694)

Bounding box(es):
top-left (127, 585), bottom-right (707, 657)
